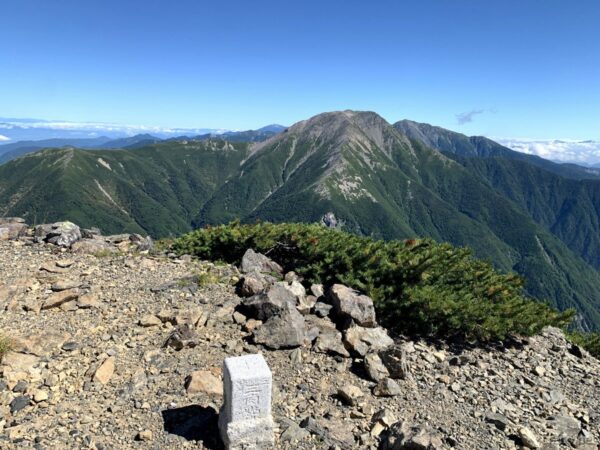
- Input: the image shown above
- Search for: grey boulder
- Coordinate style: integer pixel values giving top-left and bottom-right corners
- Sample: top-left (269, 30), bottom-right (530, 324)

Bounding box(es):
top-left (364, 352), bottom-right (390, 382)
top-left (252, 309), bottom-right (307, 349)
top-left (382, 421), bottom-right (444, 450)
top-left (343, 324), bottom-right (393, 357)
top-left (313, 329), bottom-right (350, 358)
top-left (329, 284), bottom-right (377, 328)
top-left (240, 249), bottom-right (283, 275)
top-left (0, 222), bottom-right (27, 240)
top-left (36, 221), bottom-right (82, 247)
top-left (240, 284), bottom-right (297, 321)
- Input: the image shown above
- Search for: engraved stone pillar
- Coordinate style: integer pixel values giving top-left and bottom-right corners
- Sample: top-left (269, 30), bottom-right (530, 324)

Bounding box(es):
top-left (218, 354), bottom-right (275, 449)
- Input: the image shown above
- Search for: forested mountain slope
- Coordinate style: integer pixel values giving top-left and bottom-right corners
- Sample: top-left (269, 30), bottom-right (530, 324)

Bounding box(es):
top-left (1, 111), bottom-right (600, 329)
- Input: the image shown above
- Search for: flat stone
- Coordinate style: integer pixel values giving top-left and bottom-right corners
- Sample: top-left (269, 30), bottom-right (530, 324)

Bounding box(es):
top-left (39, 262), bottom-right (69, 274)
top-left (338, 385), bottom-right (364, 406)
top-left (518, 427), bottom-right (540, 449)
top-left (77, 294), bottom-right (100, 309)
top-left (139, 314), bottom-right (162, 327)
top-left (42, 288), bottom-right (80, 310)
top-left (11, 331), bottom-right (70, 357)
top-left (136, 430), bottom-right (153, 442)
top-left (373, 378), bottom-right (401, 397)
top-left (546, 415), bottom-right (580, 438)
top-left (55, 259), bottom-right (75, 268)
top-left (93, 357), bottom-right (115, 385)
top-left (33, 389), bottom-right (48, 403)
top-left (9, 395), bottom-right (31, 414)
top-left (71, 239), bottom-right (118, 255)
top-left (0, 352), bottom-right (40, 372)
top-left (61, 341), bottom-right (79, 351)
top-left (485, 412), bottom-right (509, 431)
top-left (185, 370), bottom-right (223, 396)
top-left (51, 279), bottom-right (81, 291)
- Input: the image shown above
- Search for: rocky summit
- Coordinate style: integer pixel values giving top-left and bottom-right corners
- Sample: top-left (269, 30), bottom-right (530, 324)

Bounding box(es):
top-left (0, 219), bottom-right (599, 450)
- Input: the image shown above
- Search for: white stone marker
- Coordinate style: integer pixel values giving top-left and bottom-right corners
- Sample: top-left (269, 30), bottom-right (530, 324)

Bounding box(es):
top-left (218, 353), bottom-right (275, 449)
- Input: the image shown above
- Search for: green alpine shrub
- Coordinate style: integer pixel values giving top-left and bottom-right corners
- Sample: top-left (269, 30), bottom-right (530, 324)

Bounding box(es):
top-left (568, 332), bottom-right (600, 359)
top-left (172, 221), bottom-right (574, 341)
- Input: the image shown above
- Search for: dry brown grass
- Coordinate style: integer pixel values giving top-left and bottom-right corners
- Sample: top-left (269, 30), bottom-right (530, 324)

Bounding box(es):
top-left (0, 333), bottom-right (13, 362)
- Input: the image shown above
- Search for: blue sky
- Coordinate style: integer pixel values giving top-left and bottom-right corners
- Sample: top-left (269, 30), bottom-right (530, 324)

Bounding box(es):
top-left (1, 0), bottom-right (599, 139)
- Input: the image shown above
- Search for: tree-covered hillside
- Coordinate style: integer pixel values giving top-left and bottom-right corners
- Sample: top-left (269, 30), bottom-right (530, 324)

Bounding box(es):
top-left (1, 110), bottom-right (600, 331)
top-left (0, 141), bottom-right (249, 236)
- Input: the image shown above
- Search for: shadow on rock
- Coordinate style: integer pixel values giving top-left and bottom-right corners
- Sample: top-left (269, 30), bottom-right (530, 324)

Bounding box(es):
top-left (161, 405), bottom-right (223, 449)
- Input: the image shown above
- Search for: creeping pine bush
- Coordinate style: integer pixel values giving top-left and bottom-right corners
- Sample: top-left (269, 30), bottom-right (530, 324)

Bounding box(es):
top-left (173, 221), bottom-right (574, 342)
top-left (568, 332), bottom-right (600, 359)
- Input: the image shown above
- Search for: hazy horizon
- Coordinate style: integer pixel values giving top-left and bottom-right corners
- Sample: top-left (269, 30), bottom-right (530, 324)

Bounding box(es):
top-left (2, 0), bottom-right (599, 160)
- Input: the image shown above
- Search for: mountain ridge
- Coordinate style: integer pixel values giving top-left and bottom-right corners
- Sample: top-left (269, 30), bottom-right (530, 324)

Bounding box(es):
top-left (394, 119), bottom-right (600, 180)
top-left (397, 119), bottom-right (600, 273)
top-left (2, 110), bottom-right (600, 330)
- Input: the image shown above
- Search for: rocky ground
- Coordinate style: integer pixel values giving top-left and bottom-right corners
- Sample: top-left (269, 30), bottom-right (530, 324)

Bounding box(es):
top-left (0, 218), bottom-right (599, 450)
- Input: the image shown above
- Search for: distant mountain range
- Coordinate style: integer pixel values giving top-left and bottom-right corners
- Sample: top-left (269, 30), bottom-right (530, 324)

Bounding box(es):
top-left (0, 126), bottom-right (288, 164)
top-left (0, 117), bottom-right (226, 141)
top-left (1, 111), bottom-right (600, 331)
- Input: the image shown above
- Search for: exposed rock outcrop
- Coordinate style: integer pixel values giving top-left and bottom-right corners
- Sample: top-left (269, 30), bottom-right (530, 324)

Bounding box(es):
top-left (0, 227), bottom-right (598, 450)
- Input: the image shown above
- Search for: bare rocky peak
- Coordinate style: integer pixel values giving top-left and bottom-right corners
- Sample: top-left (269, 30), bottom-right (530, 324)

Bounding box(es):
top-left (252, 110), bottom-right (412, 158)
top-left (393, 119), bottom-right (492, 158)
top-left (395, 119), bottom-right (474, 152)
top-left (394, 119), bottom-right (439, 144)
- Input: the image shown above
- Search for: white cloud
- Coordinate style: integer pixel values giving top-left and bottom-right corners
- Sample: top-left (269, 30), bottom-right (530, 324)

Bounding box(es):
top-left (496, 138), bottom-right (600, 165)
top-left (0, 119), bottom-right (228, 137)
top-left (0, 134), bottom-right (10, 141)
